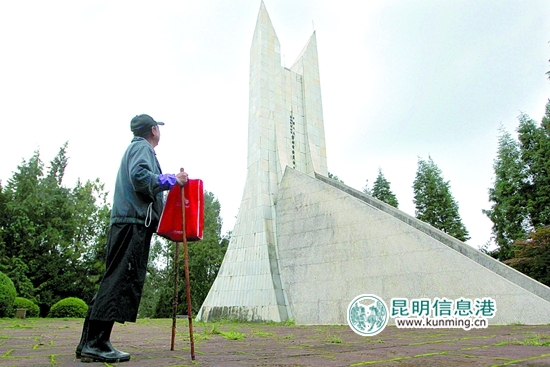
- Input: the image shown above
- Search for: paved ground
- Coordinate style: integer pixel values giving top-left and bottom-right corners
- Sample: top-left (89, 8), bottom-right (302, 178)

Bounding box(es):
top-left (1, 317), bottom-right (549, 366)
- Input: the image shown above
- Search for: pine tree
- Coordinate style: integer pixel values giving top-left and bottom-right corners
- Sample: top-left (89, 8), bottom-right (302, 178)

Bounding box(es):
top-left (371, 168), bottom-right (399, 208)
top-left (482, 127), bottom-right (529, 260)
top-left (517, 109), bottom-right (550, 228)
top-left (413, 157), bottom-right (470, 242)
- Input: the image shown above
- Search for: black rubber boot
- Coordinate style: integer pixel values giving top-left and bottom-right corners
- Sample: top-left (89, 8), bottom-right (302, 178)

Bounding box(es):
top-left (75, 315), bottom-right (89, 358)
top-left (80, 321), bottom-right (131, 363)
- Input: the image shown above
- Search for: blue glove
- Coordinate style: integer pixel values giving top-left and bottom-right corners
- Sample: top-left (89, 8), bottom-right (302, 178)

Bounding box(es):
top-left (158, 174), bottom-right (177, 189)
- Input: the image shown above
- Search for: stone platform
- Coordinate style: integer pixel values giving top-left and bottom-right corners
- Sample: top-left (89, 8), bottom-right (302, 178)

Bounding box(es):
top-left (1, 318), bottom-right (550, 366)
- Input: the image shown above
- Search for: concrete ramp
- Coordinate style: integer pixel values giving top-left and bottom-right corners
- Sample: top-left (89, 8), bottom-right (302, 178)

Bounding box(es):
top-left (274, 168), bottom-right (550, 325)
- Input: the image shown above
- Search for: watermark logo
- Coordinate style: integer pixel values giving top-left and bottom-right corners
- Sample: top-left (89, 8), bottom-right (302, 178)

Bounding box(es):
top-left (347, 295), bottom-right (497, 335)
top-left (347, 294), bottom-right (389, 336)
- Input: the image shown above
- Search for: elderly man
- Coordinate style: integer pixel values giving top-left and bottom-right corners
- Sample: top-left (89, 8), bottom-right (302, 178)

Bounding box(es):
top-left (76, 114), bottom-right (188, 363)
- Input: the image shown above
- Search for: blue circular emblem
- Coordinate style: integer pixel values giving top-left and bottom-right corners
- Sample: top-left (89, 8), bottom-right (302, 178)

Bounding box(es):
top-left (347, 294), bottom-right (389, 336)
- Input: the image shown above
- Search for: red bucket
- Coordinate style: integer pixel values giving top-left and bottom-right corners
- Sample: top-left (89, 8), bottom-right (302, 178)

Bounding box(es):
top-left (157, 179), bottom-right (204, 242)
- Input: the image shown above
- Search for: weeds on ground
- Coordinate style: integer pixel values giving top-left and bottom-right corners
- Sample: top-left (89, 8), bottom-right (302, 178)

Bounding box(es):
top-left (195, 322), bottom-right (245, 340)
top-left (7, 323), bottom-right (33, 329)
top-left (204, 323), bottom-right (221, 335)
top-left (190, 332), bottom-right (210, 341)
top-left (522, 334), bottom-right (550, 346)
top-left (283, 318), bottom-right (295, 326)
top-left (494, 333), bottom-right (550, 347)
top-left (199, 317), bottom-right (295, 327)
top-left (324, 336), bottom-right (342, 343)
top-left (49, 354), bottom-right (58, 364)
top-left (220, 331), bottom-right (245, 340)
top-left (252, 330), bottom-right (275, 337)
top-left (177, 330), bottom-right (210, 342)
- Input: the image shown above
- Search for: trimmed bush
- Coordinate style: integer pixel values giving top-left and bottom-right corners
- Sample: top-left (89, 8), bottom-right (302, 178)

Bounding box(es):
top-left (48, 297), bottom-right (88, 318)
top-left (0, 271), bottom-right (17, 317)
top-left (13, 297), bottom-right (40, 318)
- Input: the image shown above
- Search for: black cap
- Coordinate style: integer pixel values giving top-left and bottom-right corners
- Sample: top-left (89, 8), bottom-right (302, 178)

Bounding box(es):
top-left (131, 114), bottom-right (165, 136)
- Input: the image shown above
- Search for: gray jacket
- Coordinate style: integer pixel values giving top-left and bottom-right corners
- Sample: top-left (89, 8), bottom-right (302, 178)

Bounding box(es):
top-left (110, 137), bottom-right (170, 228)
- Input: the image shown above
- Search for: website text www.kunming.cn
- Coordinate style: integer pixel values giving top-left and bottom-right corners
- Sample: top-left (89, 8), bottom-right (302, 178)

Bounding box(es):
top-left (395, 317), bottom-right (488, 330)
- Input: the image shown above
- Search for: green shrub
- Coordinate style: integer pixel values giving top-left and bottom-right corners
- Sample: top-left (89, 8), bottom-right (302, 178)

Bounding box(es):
top-left (0, 272), bottom-right (17, 317)
top-left (48, 297), bottom-right (88, 318)
top-left (13, 297), bottom-right (40, 318)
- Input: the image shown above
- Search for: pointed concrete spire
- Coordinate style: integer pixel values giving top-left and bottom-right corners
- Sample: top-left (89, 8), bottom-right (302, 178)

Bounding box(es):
top-left (291, 31), bottom-right (327, 176)
top-left (250, 1), bottom-right (280, 69)
top-left (196, 3), bottom-right (327, 323)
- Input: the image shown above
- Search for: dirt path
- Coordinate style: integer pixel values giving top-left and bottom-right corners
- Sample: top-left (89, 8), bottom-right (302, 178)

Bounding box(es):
top-left (1, 318), bottom-right (549, 366)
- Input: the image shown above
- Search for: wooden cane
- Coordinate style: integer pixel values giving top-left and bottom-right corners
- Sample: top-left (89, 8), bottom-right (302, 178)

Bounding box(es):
top-left (181, 186), bottom-right (195, 360)
top-left (170, 239), bottom-right (180, 351)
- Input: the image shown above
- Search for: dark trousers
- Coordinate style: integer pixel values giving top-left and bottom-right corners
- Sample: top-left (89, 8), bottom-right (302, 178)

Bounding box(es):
top-left (87, 223), bottom-right (154, 323)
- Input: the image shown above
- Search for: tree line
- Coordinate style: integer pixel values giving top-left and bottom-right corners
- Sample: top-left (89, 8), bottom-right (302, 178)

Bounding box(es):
top-left (481, 100), bottom-right (550, 286)
top-left (0, 143), bottom-right (228, 316)
top-left (360, 157), bottom-right (470, 243)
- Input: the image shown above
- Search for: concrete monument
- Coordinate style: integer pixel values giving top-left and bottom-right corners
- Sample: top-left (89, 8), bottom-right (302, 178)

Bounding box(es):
top-left (196, 2), bottom-right (550, 325)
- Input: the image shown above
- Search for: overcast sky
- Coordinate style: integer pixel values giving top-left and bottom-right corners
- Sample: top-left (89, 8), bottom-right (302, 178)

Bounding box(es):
top-left (1, 1), bottom-right (549, 250)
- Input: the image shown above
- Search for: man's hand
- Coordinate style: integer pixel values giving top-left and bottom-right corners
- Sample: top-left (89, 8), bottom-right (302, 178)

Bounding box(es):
top-left (175, 168), bottom-right (188, 186)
